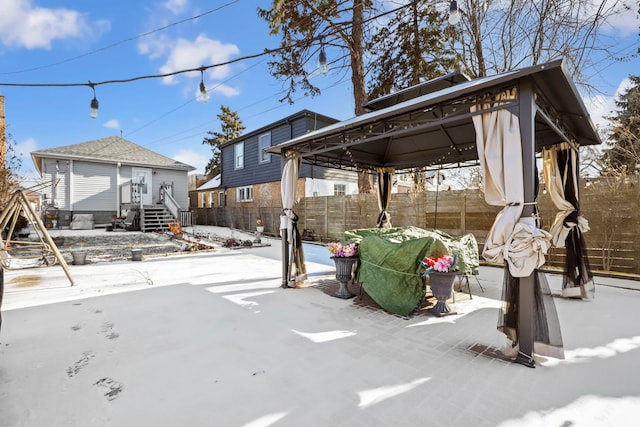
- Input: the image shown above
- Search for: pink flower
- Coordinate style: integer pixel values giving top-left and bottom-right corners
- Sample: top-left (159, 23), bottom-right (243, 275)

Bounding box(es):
top-left (420, 254), bottom-right (457, 273)
top-left (328, 242), bottom-right (358, 258)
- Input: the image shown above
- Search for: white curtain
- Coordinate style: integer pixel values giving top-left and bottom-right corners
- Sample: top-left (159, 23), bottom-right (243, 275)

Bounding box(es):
top-left (471, 89), bottom-right (550, 277)
top-left (280, 151), bottom-right (306, 286)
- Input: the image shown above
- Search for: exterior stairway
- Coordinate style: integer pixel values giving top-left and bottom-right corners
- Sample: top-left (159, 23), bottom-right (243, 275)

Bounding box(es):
top-left (140, 205), bottom-right (175, 232)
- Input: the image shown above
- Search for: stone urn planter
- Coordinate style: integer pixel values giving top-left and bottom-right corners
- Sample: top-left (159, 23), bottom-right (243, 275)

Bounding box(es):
top-left (131, 249), bottom-right (143, 261)
top-left (71, 251), bottom-right (87, 265)
top-left (331, 256), bottom-right (358, 299)
top-left (427, 271), bottom-right (458, 316)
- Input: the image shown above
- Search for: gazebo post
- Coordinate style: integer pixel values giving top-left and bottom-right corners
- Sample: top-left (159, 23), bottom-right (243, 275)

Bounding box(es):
top-left (280, 151), bottom-right (290, 288)
top-left (516, 78), bottom-right (537, 368)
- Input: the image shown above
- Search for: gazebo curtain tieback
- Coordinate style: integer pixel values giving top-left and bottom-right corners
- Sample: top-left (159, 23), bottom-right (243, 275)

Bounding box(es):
top-left (504, 219), bottom-right (552, 277)
top-left (280, 208), bottom-right (301, 245)
top-left (506, 201), bottom-right (537, 206)
top-left (549, 213), bottom-right (590, 248)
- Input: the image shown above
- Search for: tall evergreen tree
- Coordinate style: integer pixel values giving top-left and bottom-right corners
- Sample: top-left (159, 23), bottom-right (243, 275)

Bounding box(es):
top-left (367, 0), bottom-right (457, 99)
top-left (602, 75), bottom-right (640, 173)
top-left (259, 0), bottom-right (381, 193)
top-left (258, 0), bottom-right (373, 115)
top-left (202, 105), bottom-right (245, 179)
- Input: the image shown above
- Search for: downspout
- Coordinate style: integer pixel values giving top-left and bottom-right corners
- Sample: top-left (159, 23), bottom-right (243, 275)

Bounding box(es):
top-left (69, 160), bottom-right (74, 213)
top-left (116, 162), bottom-right (121, 216)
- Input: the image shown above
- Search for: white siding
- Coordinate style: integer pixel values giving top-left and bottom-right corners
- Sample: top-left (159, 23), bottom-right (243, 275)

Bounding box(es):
top-left (72, 161), bottom-right (116, 210)
top-left (153, 169), bottom-right (190, 209)
top-left (41, 158), bottom-right (70, 210)
top-left (304, 178), bottom-right (358, 197)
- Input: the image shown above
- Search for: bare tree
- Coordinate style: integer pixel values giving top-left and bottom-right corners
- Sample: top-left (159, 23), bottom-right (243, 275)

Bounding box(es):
top-left (452, 0), bottom-right (627, 85)
top-left (0, 132), bottom-right (23, 208)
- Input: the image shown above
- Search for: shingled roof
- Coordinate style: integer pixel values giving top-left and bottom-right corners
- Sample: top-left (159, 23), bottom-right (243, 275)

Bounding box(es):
top-left (31, 136), bottom-right (195, 173)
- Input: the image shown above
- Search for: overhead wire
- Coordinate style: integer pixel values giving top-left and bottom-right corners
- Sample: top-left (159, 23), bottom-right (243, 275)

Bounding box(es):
top-left (77, 1), bottom-right (416, 157)
top-left (0, 0), bottom-right (422, 90)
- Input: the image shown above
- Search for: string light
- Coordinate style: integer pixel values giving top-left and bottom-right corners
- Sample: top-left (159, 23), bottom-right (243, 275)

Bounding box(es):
top-left (318, 43), bottom-right (329, 75)
top-left (449, 0), bottom-right (461, 25)
top-left (89, 82), bottom-right (99, 119)
top-left (0, 0), bottom-right (458, 119)
top-left (199, 68), bottom-right (210, 103)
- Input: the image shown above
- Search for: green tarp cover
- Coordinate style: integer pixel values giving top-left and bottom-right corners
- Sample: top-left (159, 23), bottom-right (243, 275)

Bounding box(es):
top-left (343, 227), bottom-right (479, 316)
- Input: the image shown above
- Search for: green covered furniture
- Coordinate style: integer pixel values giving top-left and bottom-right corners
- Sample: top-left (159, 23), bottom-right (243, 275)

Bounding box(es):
top-left (344, 226), bottom-right (479, 316)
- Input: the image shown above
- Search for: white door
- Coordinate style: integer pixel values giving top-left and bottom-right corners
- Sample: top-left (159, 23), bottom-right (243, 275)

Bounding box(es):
top-left (132, 168), bottom-right (153, 206)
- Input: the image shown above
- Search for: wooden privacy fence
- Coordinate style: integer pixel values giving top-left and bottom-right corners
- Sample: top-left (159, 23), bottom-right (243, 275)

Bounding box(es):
top-left (194, 176), bottom-right (640, 275)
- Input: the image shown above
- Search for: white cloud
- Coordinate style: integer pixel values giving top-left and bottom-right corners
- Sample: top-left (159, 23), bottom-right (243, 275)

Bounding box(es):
top-left (13, 136), bottom-right (37, 159)
top-left (104, 119), bottom-right (120, 129)
top-left (172, 148), bottom-right (208, 174)
top-left (0, 0), bottom-right (109, 49)
top-left (137, 34), bottom-right (173, 59)
top-left (602, 1), bottom-right (640, 36)
top-left (164, 0), bottom-right (188, 15)
top-left (198, 83), bottom-right (240, 100)
top-left (12, 137), bottom-right (39, 185)
top-left (584, 77), bottom-right (633, 132)
top-left (139, 33), bottom-right (239, 84)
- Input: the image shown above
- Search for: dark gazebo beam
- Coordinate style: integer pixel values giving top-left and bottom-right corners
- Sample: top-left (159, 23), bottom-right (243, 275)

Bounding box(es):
top-left (516, 77), bottom-right (537, 368)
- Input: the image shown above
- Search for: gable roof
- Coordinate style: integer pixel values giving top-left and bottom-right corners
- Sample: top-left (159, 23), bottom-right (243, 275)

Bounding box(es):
top-left (196, 175), bottom-right (221, 191)
top-left (31, 136), bottom-right (195, 173)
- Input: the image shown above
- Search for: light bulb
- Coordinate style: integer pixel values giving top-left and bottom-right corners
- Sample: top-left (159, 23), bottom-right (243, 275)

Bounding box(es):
top-left (199, 81), bottom-right (210, 103)
top-left (448, 0), bottom-right (461, 25)
top-left (318, 47), bottom-right (329, 75)
top-left (89, 97), bottom-right (99, 119)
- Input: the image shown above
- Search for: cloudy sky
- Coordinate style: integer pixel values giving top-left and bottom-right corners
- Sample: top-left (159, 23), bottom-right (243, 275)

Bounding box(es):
top-left (0, 0), bottom-right (638, 183)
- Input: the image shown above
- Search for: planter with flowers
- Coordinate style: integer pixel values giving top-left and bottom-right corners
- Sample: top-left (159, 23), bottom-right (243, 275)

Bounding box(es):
top-left (421, 254), bottom-right (459, 316)
top-left (328, 242), bottom-right (359, 299)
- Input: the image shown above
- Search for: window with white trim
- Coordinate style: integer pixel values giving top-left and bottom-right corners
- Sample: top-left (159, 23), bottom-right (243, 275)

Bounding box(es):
top-left (218, 191), bottom-right (226, 207)
top-left (259, 132), bottom-right (271, 163)
top-left (234, 142), bottom-right (244, 169)
top-left (200, 193), bottom-right (207, 208)
top-left (334, 184), bottom-right (346, 195)
top-left (209, 192), bottom-right (214, 208)
top-left (236, 186), bottom-right (253, 202)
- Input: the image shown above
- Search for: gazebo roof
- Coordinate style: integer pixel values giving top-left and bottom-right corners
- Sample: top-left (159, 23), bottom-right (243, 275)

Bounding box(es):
top-left (265, 59), bottom-right (601, 172)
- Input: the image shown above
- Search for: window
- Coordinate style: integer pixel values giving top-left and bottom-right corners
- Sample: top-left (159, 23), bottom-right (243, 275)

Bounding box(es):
top-left (334, 184), bottom-right (346, 195)
top-left (209, 192), bottom-right (214, 208)
top-left (236, 186), bottom-right (253, 202)
top-left (200, 193), bottom-right (206, 208)
top-left (218, 191), bottom-right (226, 207)
top-left (234, 142), bottom-right (244, 169)
top-left (259, 132), bottom-right (271, 163)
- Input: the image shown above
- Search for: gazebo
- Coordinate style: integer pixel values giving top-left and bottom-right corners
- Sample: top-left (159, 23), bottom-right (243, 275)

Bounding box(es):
top-left (265, 59), bottom-right (600, 367)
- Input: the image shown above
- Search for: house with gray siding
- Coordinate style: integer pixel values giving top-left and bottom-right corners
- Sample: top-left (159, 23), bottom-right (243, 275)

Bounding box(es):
top-left (30, 136), bottom-right (195, 229)
top-left (219, 110), bottom-right (358, 208)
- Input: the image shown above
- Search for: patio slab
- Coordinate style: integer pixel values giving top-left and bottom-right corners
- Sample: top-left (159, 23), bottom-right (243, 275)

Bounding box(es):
top-left (1, 227), bottom-right (639, 426)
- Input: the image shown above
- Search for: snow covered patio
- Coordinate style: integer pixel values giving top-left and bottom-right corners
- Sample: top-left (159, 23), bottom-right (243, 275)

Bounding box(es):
top-left (1, 226), bottom-right (639, 426)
